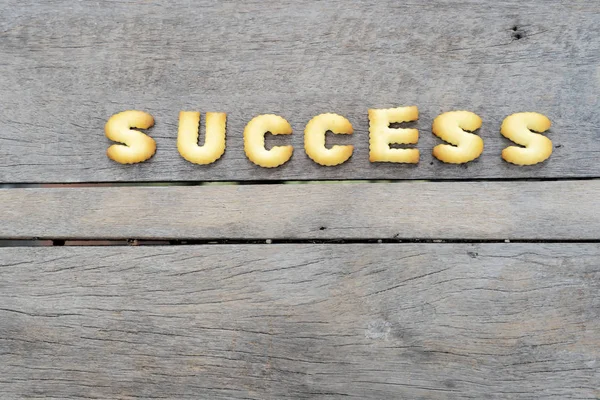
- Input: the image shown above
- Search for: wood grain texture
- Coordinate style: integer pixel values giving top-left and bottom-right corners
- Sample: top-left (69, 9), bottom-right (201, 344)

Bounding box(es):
top-left (0, 244), bottom-right (599, 399)
top-left (1, 0), bottom-right (599, 182)
top-left (1, 181), bottom-right (600, 240)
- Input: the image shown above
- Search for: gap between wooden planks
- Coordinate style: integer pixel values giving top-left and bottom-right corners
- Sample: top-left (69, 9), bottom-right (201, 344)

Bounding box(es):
top-left (0, 180), bottom-right (599, 241)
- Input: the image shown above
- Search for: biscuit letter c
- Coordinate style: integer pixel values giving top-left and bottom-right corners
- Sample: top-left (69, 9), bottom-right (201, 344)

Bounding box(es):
top-left (244, 114), bottom-right (293, 168)
top-left (304, 113), bottom-right (353, 166)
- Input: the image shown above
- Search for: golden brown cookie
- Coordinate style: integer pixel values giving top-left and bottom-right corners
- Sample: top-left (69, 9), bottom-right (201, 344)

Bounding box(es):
top-left (501, 112), bottom-right (552, 165)
top-left (244, 114), bottom-right (293, 168)
top-left (105, 110), bottom-right (156, 164)
top-left (177, 111), bottom-right (226, 164)
top-left (368, 106), bottom-right (419, 163)
top-left (432, 111), bottom-right (483, 164)
top-left (304, 113), bottom-right (353, 166)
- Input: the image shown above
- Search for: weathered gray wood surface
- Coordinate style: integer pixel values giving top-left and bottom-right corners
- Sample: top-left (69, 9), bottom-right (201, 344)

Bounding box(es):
top-left (2, 181), bottom-right (600, 240)
top-left (0, 244), bottom-right (598, 399)
top-left (1, 0), bottom-right (599, 183)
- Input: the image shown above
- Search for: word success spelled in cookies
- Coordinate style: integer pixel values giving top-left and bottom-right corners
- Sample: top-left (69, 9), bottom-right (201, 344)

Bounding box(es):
top-left (105, 108), bottom-right (553, 167)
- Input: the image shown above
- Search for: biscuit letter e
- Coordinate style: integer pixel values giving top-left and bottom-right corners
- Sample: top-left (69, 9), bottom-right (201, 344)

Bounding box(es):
top-left (368, 106), bottom-right (419, 163)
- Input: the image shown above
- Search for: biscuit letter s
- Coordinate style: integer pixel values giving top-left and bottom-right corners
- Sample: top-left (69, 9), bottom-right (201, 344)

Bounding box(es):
top-left (501, 112), bottom-right (552, 165)
top-left (432, 111), bottom-right (483, 164)
top-left (105, 110), bottom-right (156, 164)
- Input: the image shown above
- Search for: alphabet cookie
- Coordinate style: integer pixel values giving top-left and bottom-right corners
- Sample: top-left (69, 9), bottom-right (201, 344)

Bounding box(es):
top-left (369, 106), bottom-right (419, 163)
top-left (304, 113), bottom-right (354, 166)
top-left (178, 111), bottom-right (227, 164)
top-left (432, 111), bottom-right (483, 164)
top-left (501, 112), bottom-right (552, 165)
top-left (244, 114), bottom-right (293, 168)
top-left (105, 110), bottom-right (156, 164)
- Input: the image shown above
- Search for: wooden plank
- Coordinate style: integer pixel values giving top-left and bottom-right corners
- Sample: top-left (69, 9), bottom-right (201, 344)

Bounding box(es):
top-left (0, 244), bottom-right (598, 399)
top-left (1, 0), bottom-right (599, 183)
top-left (1, 181), bottom-right (600, 240)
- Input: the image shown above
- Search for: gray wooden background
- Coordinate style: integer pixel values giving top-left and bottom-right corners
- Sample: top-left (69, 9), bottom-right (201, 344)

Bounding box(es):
top-left (1, 1), bottom-right (599, 399)
top-left (1, 0), bottom-right (599, 182)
